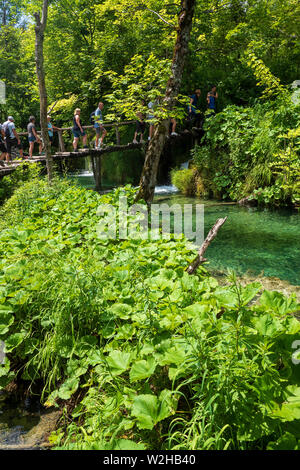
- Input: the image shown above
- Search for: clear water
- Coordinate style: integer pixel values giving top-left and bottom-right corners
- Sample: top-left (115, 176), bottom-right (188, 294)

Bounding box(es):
top-left (68, 172), bottom-right (300, 286)
top-left (0, 394), bottom-right (40, 448)
top-left (156, 194), bottom-right (300, 286)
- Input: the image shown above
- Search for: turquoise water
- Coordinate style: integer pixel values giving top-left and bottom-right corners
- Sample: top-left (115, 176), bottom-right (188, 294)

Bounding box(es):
top-left (157, 194), bottom-right (300, 286)
top-left (69, 172), bottom-right (300, 286)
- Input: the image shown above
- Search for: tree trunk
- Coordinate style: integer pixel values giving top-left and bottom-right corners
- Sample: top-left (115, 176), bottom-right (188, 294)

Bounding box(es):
top-left (135, 0), bottom-right (196, 204)
top-left (34, 0), bottom-right (53, 182)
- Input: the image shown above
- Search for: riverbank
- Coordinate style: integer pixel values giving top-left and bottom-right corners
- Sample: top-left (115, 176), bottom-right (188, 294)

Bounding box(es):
top-left (171, 99), bottom-right (300, 209)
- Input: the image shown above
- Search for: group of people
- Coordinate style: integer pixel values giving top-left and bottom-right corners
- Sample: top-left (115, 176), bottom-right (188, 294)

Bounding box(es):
top-left (0, 85), bottom-right (218, 161)
top-left (74, 85), bottom-right (218, 149)
top-left (132, 85), bottom-right (218, 144)
top-left (72, 102), bottom-right (107, 152)
top-left (188, 85), bottom-right (218, 125)
top-left (0, 114), bottom-right (60, 164)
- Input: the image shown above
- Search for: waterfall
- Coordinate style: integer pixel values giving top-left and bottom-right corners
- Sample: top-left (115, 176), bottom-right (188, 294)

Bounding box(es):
top-left (180, 160), bottom-right (190, 169)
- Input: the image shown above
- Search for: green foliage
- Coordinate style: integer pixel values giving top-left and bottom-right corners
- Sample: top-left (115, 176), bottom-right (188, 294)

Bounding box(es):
top-left (0, 178), bottom-right (300, 449)
top-left (2, 0), bottom-right (299, 130)
top-left (170, 168), bottom-right (195, 196)
top-left (0, 162), bottom-right (42, 205)
top-left (243, 48), bottom-right (288, 101)
top-left (190, 99), bottom-right (300, 205)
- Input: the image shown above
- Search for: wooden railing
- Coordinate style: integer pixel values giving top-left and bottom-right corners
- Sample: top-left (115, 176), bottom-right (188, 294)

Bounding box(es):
top-left (18, 120), bottom-right (135, 152)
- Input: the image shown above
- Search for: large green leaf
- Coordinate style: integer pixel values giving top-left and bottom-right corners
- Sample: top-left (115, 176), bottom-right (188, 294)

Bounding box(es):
top-left (259, 290), bottom-right (300, 315)
top-left (112, 439), bottom-right (146, 450)
top-left (269, 387), bottom-right (300, 421)
top-left (58, 377), bottom-right (80, 400)
top-left (0, 310), bottom-right (14, 336)
top-left (108, 303), bottom-right (133, 320)
top-left (132, 390), bottom-right (176, 430)
top-left (106, 350), bottom-right (131, 376)
top-left (267, 432), bottom-right (299, 450)
top-left (4, 332), bottom-right (26, 352)
top-left (129, 357), bottom-right (157, 382)
top-left (253, 314), bottom-right (282, 337)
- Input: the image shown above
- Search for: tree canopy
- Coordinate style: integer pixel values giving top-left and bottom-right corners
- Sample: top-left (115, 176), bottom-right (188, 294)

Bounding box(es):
top-left (0, 0), bottom-right (299, 127)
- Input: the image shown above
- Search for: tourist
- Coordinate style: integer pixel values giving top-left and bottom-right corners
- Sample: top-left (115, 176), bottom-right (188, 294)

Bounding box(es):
top-left (94, 102), bottom-right (107, 149)
top-left (133, 100), bottom-right (146, 144)
top-left (72, 108), bottom-right (88, 151)
top-left (207, 85), bottom-right (218, 115)
top-left (170, 118), bottom-right (178, 136)
top-left (2, 116), bottom-right (24, 160)
top-left (0, 123), bottom-right (8, 164)
top-left (47, 115), bottom-right (60, 145)
top-left (28, 116), bottom-right (43, 158)
top-left (147, 100), bottom-right (156, 141)
top-left (188, 88), bottom-right (202, 127)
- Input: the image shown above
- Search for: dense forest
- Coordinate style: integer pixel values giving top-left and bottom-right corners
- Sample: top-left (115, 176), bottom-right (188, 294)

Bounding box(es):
top-left (1, 0), bottom-right (299, 205)
top-left (0, 0), bottom-right (300, 453)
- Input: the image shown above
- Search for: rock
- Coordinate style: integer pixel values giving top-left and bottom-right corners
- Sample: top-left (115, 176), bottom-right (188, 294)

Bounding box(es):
top-left (238, 196), bottom-right (257, 207)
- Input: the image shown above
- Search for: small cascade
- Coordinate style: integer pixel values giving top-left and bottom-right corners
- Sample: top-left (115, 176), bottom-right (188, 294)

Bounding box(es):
top-left (154, 185), bottom-right (179, 195)
top-left (180, 160), bottom-right (190, 170)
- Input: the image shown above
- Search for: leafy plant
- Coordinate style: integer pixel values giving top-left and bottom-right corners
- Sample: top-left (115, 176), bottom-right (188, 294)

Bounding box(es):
top-left (0, 177), bottom-right (300, 450)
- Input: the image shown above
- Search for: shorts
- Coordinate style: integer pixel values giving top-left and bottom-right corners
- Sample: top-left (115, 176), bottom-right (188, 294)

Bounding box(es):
top-left (5, 137), bottom-right (22, 156)
top-left (0, 141), bottom-right (6, 153)
top-left (136, 121), bottom-right (146, 135)
top-left (49, 135), bottom-right (53, 143)
top-left (94, 125), bottom-right (104, 135)
top-left (28, 135), bottom-right (37, 143)
top-left (73, 129), bottom-right (86, 138)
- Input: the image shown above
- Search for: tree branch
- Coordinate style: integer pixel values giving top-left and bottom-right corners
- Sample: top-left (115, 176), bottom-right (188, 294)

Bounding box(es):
top-left (186, 217), bottom-right (228, 274)
top-left (145, 8), bottom-right (177, 28)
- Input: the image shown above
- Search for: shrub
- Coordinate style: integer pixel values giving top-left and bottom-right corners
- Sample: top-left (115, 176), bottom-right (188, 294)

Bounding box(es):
top-left (171, 168), bottom-right (195, 196)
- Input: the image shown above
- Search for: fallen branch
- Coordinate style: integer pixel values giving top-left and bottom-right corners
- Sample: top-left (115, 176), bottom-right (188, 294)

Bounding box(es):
top-left (186, 217), bottom-right (227, 274)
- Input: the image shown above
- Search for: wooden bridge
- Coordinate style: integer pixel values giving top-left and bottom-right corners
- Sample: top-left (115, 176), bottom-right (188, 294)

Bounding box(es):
top-left (0, 120), bottom-right (202, 189)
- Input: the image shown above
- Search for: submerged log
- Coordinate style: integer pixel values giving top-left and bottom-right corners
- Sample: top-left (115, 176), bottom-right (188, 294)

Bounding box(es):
top-left (186, 217), bottom-right (227, 274)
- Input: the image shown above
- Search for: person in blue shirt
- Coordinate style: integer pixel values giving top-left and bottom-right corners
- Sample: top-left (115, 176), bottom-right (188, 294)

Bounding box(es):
top-left (94, 102), bottom-right (107, 149)
top-left (47, 115), bottom-right (60, 145)
top-left (206, 85), bottom-right (218, 116)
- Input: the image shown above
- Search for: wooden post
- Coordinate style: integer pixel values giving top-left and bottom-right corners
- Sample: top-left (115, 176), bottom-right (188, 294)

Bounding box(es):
top-left (57, 130), bottom-right (65, 152)
top-left (91, 155), bottom-right (102, 191)
top-left (115, 125), bottom-right (120, 145)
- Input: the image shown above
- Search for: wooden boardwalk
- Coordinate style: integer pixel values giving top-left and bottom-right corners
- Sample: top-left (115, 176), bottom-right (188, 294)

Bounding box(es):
top-left (0, 127), bottom-right (202, 189)
top-left (0, 142), bottom-right (144, 178)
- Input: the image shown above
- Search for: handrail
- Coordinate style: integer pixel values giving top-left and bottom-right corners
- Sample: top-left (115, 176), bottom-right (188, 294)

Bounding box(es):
top-left (18, 120), bottom-right (135, 136)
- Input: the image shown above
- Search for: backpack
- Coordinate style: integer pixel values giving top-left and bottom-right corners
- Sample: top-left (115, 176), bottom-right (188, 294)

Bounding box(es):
top-left (3, 123), bottom-right (11, 138)
top-left (90, 112), bottom-right (95, 125)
